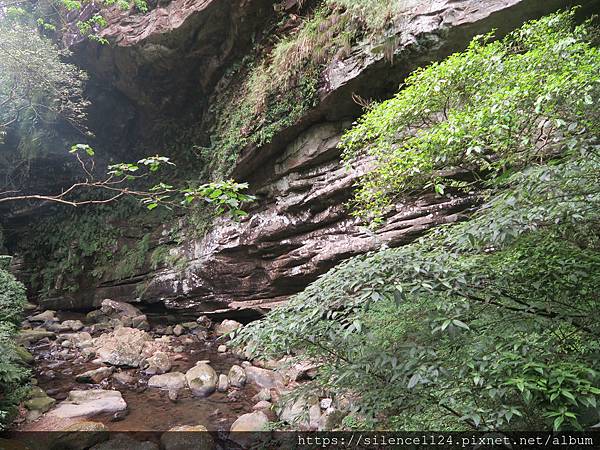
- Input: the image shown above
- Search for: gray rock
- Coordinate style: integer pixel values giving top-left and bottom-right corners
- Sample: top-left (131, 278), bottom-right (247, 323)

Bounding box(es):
top-left (132, 314), bottom-right (150, 330)
top-left (63, 331), bottom-right (93, 348)
top-left (245, 365), bottom-right (285, 390)
top-left (62, 319), bottom-right (84, 331)
top-left (318, 407), bottom-right (347, 431)
top-left (253, 400), bottom-right (272, 411)
top-left (93, 327), bottom-right (154, 367)
top-left (217, 374), bottom-right (229, 392)
top-left (113, 371), bottom-right (136, 385)
top-left (252, 388), bottom-right (272, 403)
top-left (53, 421), bottom-right (109, 449)
top-left (185, 363), bottom-right (217, 397)
top-left (278, 396), bottom-right (320, 430)
top-left (228, 365), bottom-right (246, 388)
top-left (214, 319), bottom-right (242, 336)
top-left (29, 310), bottom-right (57, 322)
top-left (48, 390), bottom-right (127, 419)
top-left (148, 372), bottom-right (186, 391)
top-left (76, 367), bottom-right (114, 384)
top-left (173, 324), bottom-right (184, 336)
top-left (195, 315), bottom-right (212, 329)
top-left (144, 351), bottom-right (171, 375)
top-left (230, 411), bottom-right (269, 431)
top-left (100, 299), bottom-right (143, 320)
top-left (217, 344), bottom-right (227, 353)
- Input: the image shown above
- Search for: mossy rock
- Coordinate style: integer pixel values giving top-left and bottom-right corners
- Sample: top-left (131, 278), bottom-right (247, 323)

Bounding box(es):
top-left (15, 346), bottom-right (34, 364)
top-left (24, 395), bottom-right (55, 413)
top-left (0, 255), bottom-right (12, 270)
top-left (24, 386), bottom-right (56, 414)
top-left (17, 329), bottom-right (55, 345)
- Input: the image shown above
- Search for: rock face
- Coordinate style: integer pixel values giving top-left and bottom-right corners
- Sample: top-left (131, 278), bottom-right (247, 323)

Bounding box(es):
top-left (11, 0), bottom-right (596, 314)
top-left (49, 390), bottom-right (127, 419)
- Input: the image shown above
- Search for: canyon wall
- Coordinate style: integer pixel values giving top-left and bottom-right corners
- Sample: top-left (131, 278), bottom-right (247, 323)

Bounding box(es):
top-left (18, 0), bottom-right (596, 316)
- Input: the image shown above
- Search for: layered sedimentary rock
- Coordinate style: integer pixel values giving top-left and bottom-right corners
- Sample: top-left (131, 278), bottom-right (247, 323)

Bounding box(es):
top-left (32, 0), bottom-right (597, 314)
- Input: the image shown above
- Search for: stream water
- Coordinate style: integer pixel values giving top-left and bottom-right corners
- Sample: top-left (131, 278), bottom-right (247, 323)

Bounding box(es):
top-left (18, 312), bottom-right (258, 433)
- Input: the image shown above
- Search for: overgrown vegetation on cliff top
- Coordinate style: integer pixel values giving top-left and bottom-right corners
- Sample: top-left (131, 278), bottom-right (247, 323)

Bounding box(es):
top-left (204, 0), bottom-right (412, 178)
top-left (234, 11), bottom-right (600, 431)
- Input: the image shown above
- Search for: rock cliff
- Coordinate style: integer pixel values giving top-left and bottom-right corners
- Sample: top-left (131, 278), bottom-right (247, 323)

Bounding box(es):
top-left (15, 0), bottom-right (597, 315)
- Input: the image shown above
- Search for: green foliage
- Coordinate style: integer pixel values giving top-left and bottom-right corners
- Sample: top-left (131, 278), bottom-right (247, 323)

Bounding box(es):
top-left (180, 180), bottom-right (256, 219)
top-left (0, 18), bottom-right (88, 145)
top-left (203, 0), bottom-right (411, 178)
top-left (234, 11), bottom-right (600, 431)
top-left (0, 269), bottom-right (29, 429)
top-left (340, 10), bottom-right (600, 224)
top-left (17, 201), bottom-right (158, 296)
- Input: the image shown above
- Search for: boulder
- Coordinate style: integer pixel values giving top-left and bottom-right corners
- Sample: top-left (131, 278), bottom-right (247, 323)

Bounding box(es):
top-left (61, 320), bottom-right (84, 331)
top-left (278, 396), bottom-right (320, 430)
top-left (195, 315), bottom-right (212, 329)
top-left (148, 372), bottom-right (186, 391)
top-left (230, 411), bottom-right (270, 447)
top-left (93, 327), bottom-right (154, 367)
top-left (185, 363), bottom-right (217, 397)
top-left (113, 371), bottom-right (136, 385)
top-left (173, 324), bottom-right (184, 336)
top-left (230, 411), bottom-right (269, 431)
top-left (24, 387), bottom-right (56, 419)
top-left (282, 360), bottom-right (319, 382)
top-left (17, 329), bottom-right (55, 345)
top-left (48, 390), bottom-right (127, 419)
top-left (160, 425), bottom-right (214, 450)
top-left (252, 388), bottom-right (272, 403)
top-left (217, 374), bottom-right (229, 392)
top-left (228, 365), bottom-right (246, 388)
top-left (100, 299), bottom-right (143, 319)
top-left (245, 365), bottom-right (285, 390)
top-left (62, 331), bottom-right (93, 348)
top-left (144, 351), bottom-right (171, 375)
top-left (75, 367), bottom-right (114, 384)
top-left (15, 346), bottom-right (34, 364)
top-left (253, 400), bottom-right (272, 411)
top-left (214, 320), bottom-right (242, 336)
top-left (318, 407), bottom-right (347, 431)
top-left (28, 310), bottom-right (57, 322)
top-left (52, 421), bottom-right (109, 450)
top-left (131, 314), bottom-right (150, 330)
